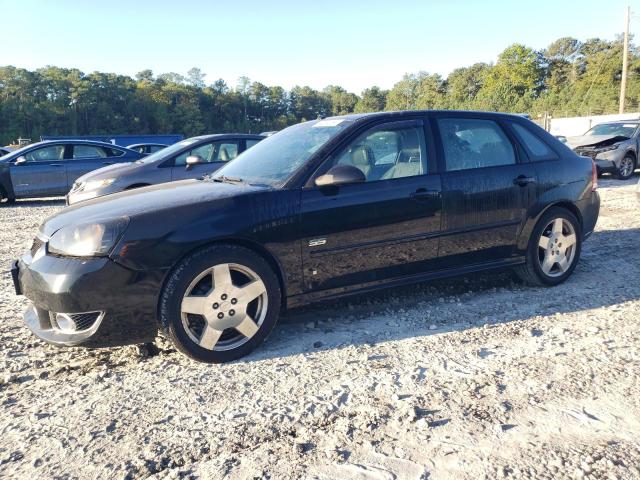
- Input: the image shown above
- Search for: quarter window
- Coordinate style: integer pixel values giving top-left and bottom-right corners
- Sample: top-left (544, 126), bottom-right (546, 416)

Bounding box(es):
top-left (438, 118), bottom-right (516, 171)
top-left (331, 125), bottom-right (427, 182)
top-left (511, 123), bottom-right (556, 161)
top-left (24, 145), bottom-right (65, 162)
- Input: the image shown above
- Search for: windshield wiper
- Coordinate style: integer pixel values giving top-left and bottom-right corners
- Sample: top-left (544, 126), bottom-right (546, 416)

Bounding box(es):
top-left (212, 175), bottom-right (244, 184)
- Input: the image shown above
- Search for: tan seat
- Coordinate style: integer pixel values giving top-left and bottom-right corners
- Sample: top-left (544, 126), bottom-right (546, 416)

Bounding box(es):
top-left (350, 145), bottom-right (374, 179)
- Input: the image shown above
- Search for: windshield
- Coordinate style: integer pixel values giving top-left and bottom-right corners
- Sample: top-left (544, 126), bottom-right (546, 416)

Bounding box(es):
top-left (584, 123), bottom-right (638, 138)
top-left (135, 138), bottom-right (201, 164)
top-left (212, 119), bottom-right (354, 186)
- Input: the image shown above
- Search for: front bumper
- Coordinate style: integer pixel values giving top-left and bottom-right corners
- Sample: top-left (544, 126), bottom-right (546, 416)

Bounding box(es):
top-left (66, 188), bottom-right (100, 205)
top-left (14, 246), bottom-right (165, 348)
top-left (594, 159), bottom-right (618, 174)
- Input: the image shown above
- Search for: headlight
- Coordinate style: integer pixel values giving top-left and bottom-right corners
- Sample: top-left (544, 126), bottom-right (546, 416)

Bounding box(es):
top-left (83, 178), bottom-right (116, 191)
top-left (48, 217), bottom-right (129, 257)
top-left (594, 144), bottom-right (620, 153)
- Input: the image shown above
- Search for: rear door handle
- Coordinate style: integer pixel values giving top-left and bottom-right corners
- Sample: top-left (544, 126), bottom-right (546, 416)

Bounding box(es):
top-left (513, 175), bottom-right (536, 186)
top-left (411, 188), bottom-right (440, 201)
top-left (102, 162), bottom-right (115, 165)
top-left (49, 163), bottom-right (64, 167)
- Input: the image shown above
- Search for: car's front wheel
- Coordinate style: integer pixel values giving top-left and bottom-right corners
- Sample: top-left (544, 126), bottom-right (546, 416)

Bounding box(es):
top-left (515, 207), bottom-right (582, 286)
top-left (617, 153), bottom-right (636, 180)
top-left (159, 245), bottom-right (281, 363)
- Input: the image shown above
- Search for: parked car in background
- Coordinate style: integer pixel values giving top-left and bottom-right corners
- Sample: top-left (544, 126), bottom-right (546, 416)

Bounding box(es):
top-left (565, 121), bottom-right (639, 179)
top-left (67, 134), bottom-right (265, 204)
top-left (0, 140), bottom-right (142, 203)
top-left (126, 143), bottom-right (168, 155)
top-left (0, 147), bottom-right (15, 156)
top-left (13, 111), bottom-right (600, 363)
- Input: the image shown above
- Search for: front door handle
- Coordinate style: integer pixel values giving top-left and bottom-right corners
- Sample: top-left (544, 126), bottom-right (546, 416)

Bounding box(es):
top-left (411, 188), bottom-right (440, 201)
top-left (49, 163), bottom-right (64, 167)
top-left (102, 162), bottom-right (115, 165)
top-left (513, 175), bottom-right (536, 186)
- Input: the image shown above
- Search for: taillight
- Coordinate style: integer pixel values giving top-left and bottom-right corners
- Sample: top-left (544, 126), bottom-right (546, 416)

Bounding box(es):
top-left (591, 161), bottom-right (598, 191)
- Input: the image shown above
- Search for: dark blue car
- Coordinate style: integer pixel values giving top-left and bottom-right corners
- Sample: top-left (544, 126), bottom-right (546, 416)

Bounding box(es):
top-left (0, 140), bottom-right (142, 202)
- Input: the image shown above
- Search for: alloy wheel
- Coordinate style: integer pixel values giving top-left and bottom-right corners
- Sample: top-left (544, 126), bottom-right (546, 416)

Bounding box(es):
top-left (620, 156), bottom-right (635, 178)
top-left (180, 263), bottom-right (268, 351)
top-left (537, 218), bottom-right (577, 277)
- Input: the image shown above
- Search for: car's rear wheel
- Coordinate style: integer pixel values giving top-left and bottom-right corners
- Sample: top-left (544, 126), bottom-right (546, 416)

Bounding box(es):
top-left (159, 245), bottom-right (281, 363)
top-left (515, 207), bottom-right (582, 286)
top-left (616, 153), bottom-right (636, 180)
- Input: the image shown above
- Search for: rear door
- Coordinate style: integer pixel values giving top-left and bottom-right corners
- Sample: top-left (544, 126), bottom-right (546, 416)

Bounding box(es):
top-left (434, 114), bottom-right (536, 266)
top-left (171, 140), bottom-right (241, 181)
top-left (300, 118), bottom-right (443, 291)
top-left (67, 144), bottom-right (124, 188)
top-left (9, 144), bottom-right (67, 197)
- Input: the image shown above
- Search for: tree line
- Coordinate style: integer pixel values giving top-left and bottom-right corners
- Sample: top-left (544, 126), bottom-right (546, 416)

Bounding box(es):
top-left (1, 36), bottom-right (638, 145)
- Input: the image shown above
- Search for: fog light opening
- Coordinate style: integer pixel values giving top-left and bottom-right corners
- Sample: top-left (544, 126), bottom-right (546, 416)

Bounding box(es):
top-left (54, 313), bottom-right (77, 333)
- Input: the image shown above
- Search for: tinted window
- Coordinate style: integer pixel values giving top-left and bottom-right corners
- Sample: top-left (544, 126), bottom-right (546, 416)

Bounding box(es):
top-left (149, 145), bottom-right (165, 153)
top-left (246, 139), bottom-right (262, 149)
top-left (438, 118), bottom-right (515, 171)
top-left (511, 123), bottom-right (556, 160)
top-left (73, 145), bottom-right (108, 159)
top-left (24, 145), bottom-right (65, 162)
top-left (332, 124), bottom-right (426, 182)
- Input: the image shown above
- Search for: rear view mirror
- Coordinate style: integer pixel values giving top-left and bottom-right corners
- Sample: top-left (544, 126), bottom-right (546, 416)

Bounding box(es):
top-left (15, 156), bottom-right (27, 165)
top-left (315, 165), bottom-right (366, 188)
top-left (185, 155), bottom-right (203, 170)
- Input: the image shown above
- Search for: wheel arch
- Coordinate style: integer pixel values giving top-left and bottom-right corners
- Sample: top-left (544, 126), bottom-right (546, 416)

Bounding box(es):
top-left (157, 238), bottom-right (289, 316)
top-left (518, 201), bottom-right (584, 251)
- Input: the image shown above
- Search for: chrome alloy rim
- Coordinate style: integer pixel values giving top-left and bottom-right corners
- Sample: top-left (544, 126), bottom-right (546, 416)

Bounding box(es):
top-left (537, 218), bottom-right (577, 278)
top-left (180, 263), bottom-right (268, 351)
top-left (620, 157), bottom-right (634, 177)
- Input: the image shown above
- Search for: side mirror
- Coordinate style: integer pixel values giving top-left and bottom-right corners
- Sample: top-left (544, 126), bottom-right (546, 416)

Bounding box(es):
top-left (185, 155), bottom-right (203, 170)
top-left (315, 165), bottom-right (366, 188)
top-left (15, 156), bottom-right (27, 165)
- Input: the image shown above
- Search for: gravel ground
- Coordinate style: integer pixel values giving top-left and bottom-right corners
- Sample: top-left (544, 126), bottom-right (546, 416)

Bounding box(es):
top-left (1, 178), bottom-right (639, 480)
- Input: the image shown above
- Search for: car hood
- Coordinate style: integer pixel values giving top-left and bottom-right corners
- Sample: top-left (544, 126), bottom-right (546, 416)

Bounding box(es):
top-left (565, 134), bottom-right (631, 149)
top-left (40, 179), bottom-right (267, 236)
top-left (75, 161), bottom-right (141, 183)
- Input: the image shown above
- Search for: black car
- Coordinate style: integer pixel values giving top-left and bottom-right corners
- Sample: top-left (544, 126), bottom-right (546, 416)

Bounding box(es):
top-left (13, 111), bottom-right (600, 363)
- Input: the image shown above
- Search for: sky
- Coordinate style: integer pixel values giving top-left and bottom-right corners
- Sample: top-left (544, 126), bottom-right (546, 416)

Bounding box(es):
top-left (0, 0), bottom-right (634, 93)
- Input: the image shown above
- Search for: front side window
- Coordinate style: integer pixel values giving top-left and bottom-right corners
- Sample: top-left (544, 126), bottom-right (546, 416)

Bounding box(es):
top-left (73, 145), bottom-right (108, 159)
top-left (213, 142), bottom-right (238, 162)
top-left (331, 125), bottom-right (426, 182)
top-left (24, 145), bottom-right (65, 162)
top-left (174, 143), bottom-right (215, 166)
top-left (438, 118), bottom-right (516, 171)
top-left (246, 139), bottom-right (262, 149)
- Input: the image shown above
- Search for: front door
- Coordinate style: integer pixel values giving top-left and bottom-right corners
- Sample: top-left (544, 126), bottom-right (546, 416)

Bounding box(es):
top-left (171, 140), bottom-right (240, 181)
top-left (434, 115), bottom-right (536, 266)
top-left (300, 119), bottom-right (443, 292)
top-left (10, 144), bottom-right (67, 197)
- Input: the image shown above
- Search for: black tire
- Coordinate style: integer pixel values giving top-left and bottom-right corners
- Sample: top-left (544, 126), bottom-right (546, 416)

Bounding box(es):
top-left (159, 244), bottom-right (281, 363)
top-left (515, 207), bottom-right (582, 287)
top-left (616, 153), bottom-right (636, 180)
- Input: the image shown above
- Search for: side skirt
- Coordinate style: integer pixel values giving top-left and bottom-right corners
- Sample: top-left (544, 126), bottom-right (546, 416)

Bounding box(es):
top-left (286, 257), bottom-right (526, 309)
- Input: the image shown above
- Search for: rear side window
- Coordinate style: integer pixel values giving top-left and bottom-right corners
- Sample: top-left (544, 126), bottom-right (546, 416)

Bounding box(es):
top-left (438, 118), bottom-right (516, 171)
top-left (246, 139), bottom-right (262, 149)
top-left (510, 123), bottom-right (557, 161)
top-left (72, 145), bottom-right (108, 159)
